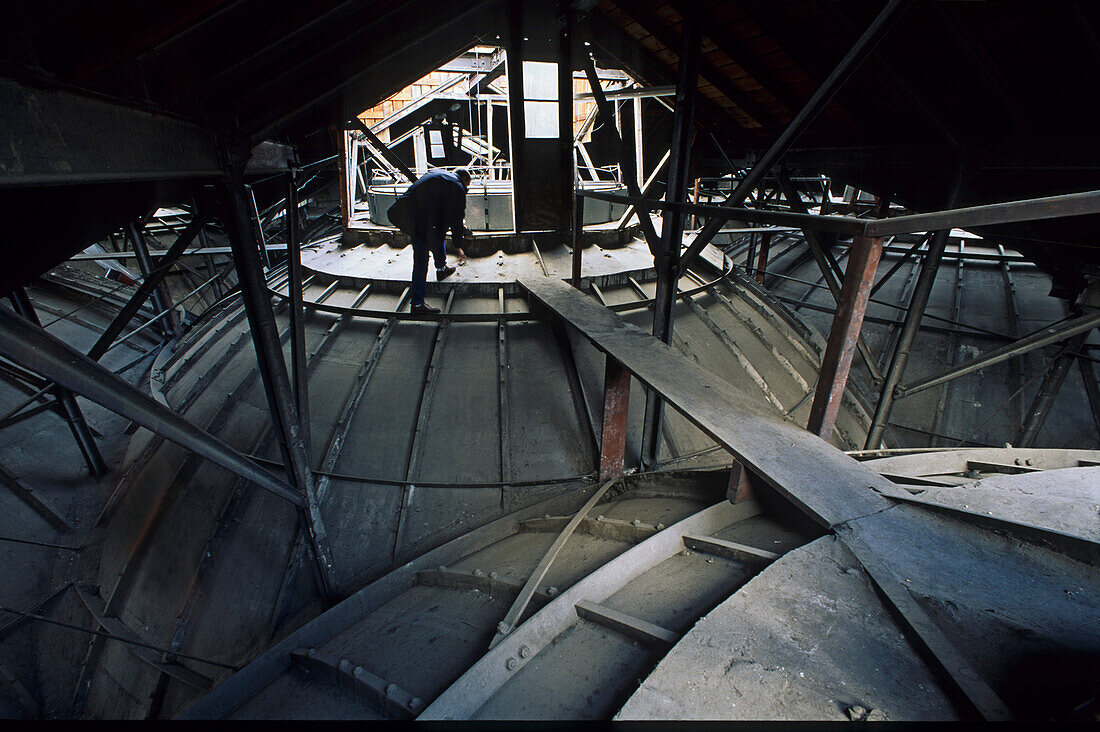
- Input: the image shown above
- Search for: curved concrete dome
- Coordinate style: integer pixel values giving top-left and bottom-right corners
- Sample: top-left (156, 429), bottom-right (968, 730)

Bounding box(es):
top-left (82, 240), bottom-right (873, 718)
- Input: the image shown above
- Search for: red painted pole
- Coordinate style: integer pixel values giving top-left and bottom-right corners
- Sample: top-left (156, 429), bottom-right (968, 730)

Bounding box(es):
top-left (807, 235), bottom-right (884, 441)
top-left (599, 356), bottom-right (631, 482)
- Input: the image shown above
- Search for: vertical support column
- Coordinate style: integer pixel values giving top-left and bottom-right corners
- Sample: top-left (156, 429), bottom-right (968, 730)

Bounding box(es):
top-left (246, 184), bottom-right (271, 269)
top-left (642, 0), bottom-right (701, 467)
top-left (1017, 331), bottom-right (1090, 447)
top-left (9, 288), bottom-right (107, 479)
top-left (755, 231), bottom-right (772, 285)
top-left (221, 141), bottom-right (337, 602)
top-left (865, 171), bottom-right (963, 448)
top-left (559, 1), bottom-right (576, 247)
top-left (807, 235), bottom-right (885, 440)
top-left (287, 167), bottom-right (311, 456)
top-left (337, 127), bottom-right (351, 231)
top-left (599, 356), bottom-right (631, 483)
top-left (128, 220), bottom-right (181, 338)
top-left (633, 95), bottom-right (644, 186)
top-left (571, 192), bottom-right (585, 288)
top-left (726, 461), bottom-right (756, 504)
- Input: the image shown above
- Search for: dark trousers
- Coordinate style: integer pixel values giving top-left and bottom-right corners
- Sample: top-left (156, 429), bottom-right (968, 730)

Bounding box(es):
top-left (411, 227), bottom-right (447, 306)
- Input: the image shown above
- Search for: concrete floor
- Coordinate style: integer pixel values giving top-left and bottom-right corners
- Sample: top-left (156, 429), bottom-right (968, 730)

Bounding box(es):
top-left (4, 225), bottom-right (1097, 721)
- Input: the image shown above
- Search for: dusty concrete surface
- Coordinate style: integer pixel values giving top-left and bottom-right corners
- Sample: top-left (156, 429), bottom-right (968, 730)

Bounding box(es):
top-left (916, 466), bottom-right (1100, 542)
top-left (302, 236), bottom-right (657, 285)
top-left (616, 535), bottom-right (957, 721)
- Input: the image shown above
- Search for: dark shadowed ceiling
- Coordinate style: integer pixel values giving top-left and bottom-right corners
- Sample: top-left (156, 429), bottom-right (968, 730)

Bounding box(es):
top-left (2, 0), bottom-right (1099, 294)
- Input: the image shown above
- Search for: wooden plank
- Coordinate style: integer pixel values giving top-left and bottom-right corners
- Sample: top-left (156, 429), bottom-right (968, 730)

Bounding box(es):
top-left (574, 599), bottom-right (679, 647)
top-left (490, 478), bottom-right (620, 646)
top-left (682, 534), bottom-right (779, 563)
top-left (519, 277), bottom-right (899, 528)
top-left (837, 529), bottom-right (1012, 720)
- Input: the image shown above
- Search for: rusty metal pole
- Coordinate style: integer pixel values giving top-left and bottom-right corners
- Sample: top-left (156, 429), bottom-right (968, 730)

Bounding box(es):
top-left (598, 357), bottom-right (631, 483)
top-left (726, 462), bottom-right (757, 504)
top-left (807, 235), bottom-right (885, 440)
top-left (755, 231), bottom-right (772, 285)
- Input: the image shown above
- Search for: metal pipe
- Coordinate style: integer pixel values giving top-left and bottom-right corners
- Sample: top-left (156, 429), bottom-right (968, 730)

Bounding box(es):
top-left (899, 310), bottom-right (1100, 399)
top-left (287, 168), bottom-right (311, 455)
top-left (0, 306), bottom-right (301, 505)
top-left (643, 0), bottom-right (701, 467)
top-left (245, 184), bottom-right (271, 269)
top-left (865, 170), bottom-right (963, 447)
top-left (89, 214), bottom-right (206, 361)
top-left (1017, 332), bottom-right (1089, 447)
top-left (9, 289), bottom-right (107, 478)
top-left (128, 220), bottom-right (181, 338)
top-left (582, 55), bottom-right (661, 253)
top-left (222, 152), bottom-right (337, 601)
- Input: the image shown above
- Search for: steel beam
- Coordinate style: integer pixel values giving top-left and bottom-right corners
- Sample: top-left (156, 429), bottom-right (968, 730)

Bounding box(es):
top-left (754, 232), bottom-right (772, 285)
top-left (222, 148), bottom-right (337, 600)
top-left (641, 0), bottom-right (701, 468)
top-left (1017, 332), bottom-right (1090, 447)
top-left (726, 461), bottom-right (757, 504)
top-left (582, 55), bottom-right (661, 254)
top-left (580, 187), bottom-right (1100, 240)
top-left (777, 173), bottom-right (883, 382)
top-left (0, 306), bottom-right (301, 505)
top-left (865, 173), bottom-right (962, 447)
top-left (898, 309), bottom-right (1100, 400)
top-left (599, 357), bottom-right (631, 483)
top-left (349, 119), bottom-right (417, 184)
top-left (9, 288), bottom-right (107, 478)
top-left (88, 215), bottom-right (206, 361)
top-left (128, 220), bottom-right (182, 339)
top-left (286, 169), bottom-right (311, 455)
top-left (0, 76), bottom-right (223, 188)
top-left (571, 193), bottom-right (584, 288)
top-left (863, 189), bottom-right (1100, 238)
top-left (807, 236), bottom-right (885, 440)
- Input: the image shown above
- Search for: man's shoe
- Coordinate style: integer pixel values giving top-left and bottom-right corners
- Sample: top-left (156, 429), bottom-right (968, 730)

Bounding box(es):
top-left (436, 265), bottom-right (457, 281)
top-left (411, 303), bottom-right (440, 314)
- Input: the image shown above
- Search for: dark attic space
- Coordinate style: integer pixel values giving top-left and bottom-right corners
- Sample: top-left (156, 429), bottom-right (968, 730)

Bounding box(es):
top-left (1, 0), bottom-right (1098, 722)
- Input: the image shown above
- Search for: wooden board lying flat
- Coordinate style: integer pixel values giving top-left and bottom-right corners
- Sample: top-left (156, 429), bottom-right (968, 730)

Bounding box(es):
top-left (520, 276), bottom-right (901, 528)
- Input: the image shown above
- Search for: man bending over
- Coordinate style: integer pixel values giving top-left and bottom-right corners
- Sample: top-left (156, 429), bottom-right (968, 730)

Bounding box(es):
top-left (388, 167), bottom-right (470, 314)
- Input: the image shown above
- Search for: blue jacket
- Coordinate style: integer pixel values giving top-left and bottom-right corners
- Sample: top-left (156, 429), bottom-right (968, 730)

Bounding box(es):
top-left (390, 169), bottom-right (467, 249)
